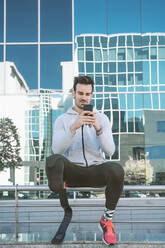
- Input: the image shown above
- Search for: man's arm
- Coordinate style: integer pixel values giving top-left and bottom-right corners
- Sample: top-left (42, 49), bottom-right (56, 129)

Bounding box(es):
top-left (94, 113), bottom-right (115, 157)
top-left (52, 116), bottom-right (74, 154)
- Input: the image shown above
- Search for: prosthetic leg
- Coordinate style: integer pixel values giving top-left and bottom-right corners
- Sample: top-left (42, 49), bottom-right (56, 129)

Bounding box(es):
top-left (51, 186), bottom-right (72, 244)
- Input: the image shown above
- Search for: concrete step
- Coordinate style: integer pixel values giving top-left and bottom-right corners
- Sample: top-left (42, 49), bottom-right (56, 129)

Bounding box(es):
top-left (1, 242), bottom-right (165, 248)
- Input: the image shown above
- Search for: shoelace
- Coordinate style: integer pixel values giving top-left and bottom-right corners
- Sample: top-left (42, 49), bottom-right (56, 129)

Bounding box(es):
top-left (105, 220), bottom-right (118, 234)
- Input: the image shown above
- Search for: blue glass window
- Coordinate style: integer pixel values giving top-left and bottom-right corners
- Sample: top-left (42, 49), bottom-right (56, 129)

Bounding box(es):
top-left (6, 0), bottom-right (37, 42)
top-left (109, 75), bottom-right (116, 85)
top-left (95, 63), bottom-right (102, 72)
top-left (127, 36), bottom-right (133, 46)
top-left (112, 98), bottom-right (118, 109)
top-left (133, 35), bottom-right (142, 46)
top-left (135, 62), bottom-right (143, 72)
top-left (160, 94), bottom-right (165, 109)
top-left (77, 37), bottom-right (84, 47)
top-left (135, 48), bottom-right (142, 60)
top-left (40, 44), bottom-right (72, 89)
top-left (128, 111), bottom-right (134, 132)
top-left (127, 94), bottom-right (133, 109)
top-left (120, 111), bottom-right (126, 132)
top-left (158, 36), bottom-right (165, 45)
top-left (150, 47), bottom-right (157, 59)
top-left (86, 63), bottom-right (93, 73)
top-left (94, 37), bottom-right (100, 47)
top-left (96, 99), bottom-right (103, 110)
top-left (109, 49), bottom-right (116, 60)
top-left (101, 37), bottom-right (107, 48)
top-left (141, 48), bottom-right (149, 59)
top-left (119, 95), bottom-right (126, 110)
top-left (127, 48), bottom-right (133, 60)
top-left (118, 74), bottom-right (126, 85)
top-left (0, 46), bottom-right (3, 61)
top-left (0, 0), bottom-right (3, 42)
top-left (103, 63), bottom-right (108, 72)
top-left (151, 36), bottom-right (157, 45)
top-left (118, 62), bottom-right (126, 72)
top-left (128, 74), bottom-right (134, 85)
top-left (109, 62), bottom-right (116, 73)
top-left (144, 93), bottom-right (151, 109)
top-left (112, 135), bottom-right (119, 160)
top-left (143, 61), bottom-right (150, 85)
top-left (152, 93), bottom-right (159, 109)
top-left (135, 94), bottom-right (143, 109)
top-left (135, 111), bottom-right (144, 132)
top-left (151, 62), bottom-right (157, 84)
top-left (41, 0), bottom-right (72, 42)
top-left (135, 73), bottom-right (143, 85)
top-left (78, 49), bottom-right (84, 61)
top-left (112, 111), bottom-right (119, 132)
top-left (159, 61), bottom-right (165, 84)
top-left (118, 48), bottom-right (125, 60)
top-left (78, 63), bottom-right (84, 72)
top-left (142, 36), bottom-right (149, 46)
top-left (7, 45), bottom-right (38, 89)
top-left (118, 36), bottom-right (125, 46)
top-left (85, 36), bottom-right (92, 46)
top-left (94, 49), bottom-right (102, 61)
top-left (86, 48), bottom-right (93, 61)
top-left (159, 47), bottom-right (165, 59)
top-left (128, 62), bottom-right (133, 72)
top-left (109, 37), bottom-right (117, 47)
top-left (157, 121), bottom-right (165, 132)
top-left (103, 50), bottom-right (108, 61)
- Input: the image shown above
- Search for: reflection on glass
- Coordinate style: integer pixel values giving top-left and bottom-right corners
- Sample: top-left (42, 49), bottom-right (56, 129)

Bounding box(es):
top-left (40, 44), bottom-right (72, 89)
top-left (94, 49), bottom-right (102, 61)
top-left (0, 0), bottom-right (3, 42)
top-left (78, 48), bottom-right (84, 61)
top-left (86, 48), bottom-right (93, 61)
top-left (6, 0), bottom-right (37, 42)
top-left (0, 46), bottom-right (3, 61)
top-left (127, 94), bottom-right (133, 109)
top-left (40, 0), bottom-right (72, 42)
top-left (160, 93), bottom-right (165, 109)
top-left (135, 111), bottom-right (144, 132)
top-left (143, 61), bottom-right (149, 85)
top-left (151, 61), bottom-right (157, 84)
top-left (128, 111), bottom-right (134, 132)
top-left (159, 47), bottom-right (165, 59)
top-left (135, 93), bottom-right (143, 109)
top-left (6, 45), bottom-right (38, 89)
top-left (159, 61), bottom-right (165, 84)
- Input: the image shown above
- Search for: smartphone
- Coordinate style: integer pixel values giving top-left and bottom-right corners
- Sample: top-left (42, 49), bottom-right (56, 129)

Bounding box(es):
top-left (83, 104), bottom-right (93, 116)
top-left (83, 104), bottom-right (93, 112)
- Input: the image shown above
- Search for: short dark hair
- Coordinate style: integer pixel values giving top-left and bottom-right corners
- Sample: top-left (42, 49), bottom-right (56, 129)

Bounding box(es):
top-left (73, 76), bottom-right (94, 92)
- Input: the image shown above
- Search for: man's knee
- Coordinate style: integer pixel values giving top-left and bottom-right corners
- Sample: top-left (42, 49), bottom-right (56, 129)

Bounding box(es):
top-left (108, 162), bottom-right (125, 182)
top-left (46, 154), bottom-right (65, 169)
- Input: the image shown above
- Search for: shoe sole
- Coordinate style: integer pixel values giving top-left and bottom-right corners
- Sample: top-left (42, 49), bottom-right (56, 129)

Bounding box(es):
top-left (98, 223), bottom-right (116, 246)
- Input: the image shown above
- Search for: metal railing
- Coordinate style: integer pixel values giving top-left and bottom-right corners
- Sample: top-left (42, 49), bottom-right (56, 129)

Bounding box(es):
top-left (0, 185), bottom-right (165, 240)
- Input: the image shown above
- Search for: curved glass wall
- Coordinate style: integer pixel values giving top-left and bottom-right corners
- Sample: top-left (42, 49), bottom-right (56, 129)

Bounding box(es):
top-left (76, 33), bottom-right (165, 185)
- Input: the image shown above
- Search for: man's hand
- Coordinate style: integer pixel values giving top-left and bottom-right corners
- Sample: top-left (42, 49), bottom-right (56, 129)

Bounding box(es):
top-left (70, 111), bottom-right (101, 134)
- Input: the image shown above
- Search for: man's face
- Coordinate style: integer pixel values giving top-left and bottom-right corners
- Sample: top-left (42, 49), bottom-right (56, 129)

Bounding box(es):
top-left (72, 83), bottom-right (93, 110)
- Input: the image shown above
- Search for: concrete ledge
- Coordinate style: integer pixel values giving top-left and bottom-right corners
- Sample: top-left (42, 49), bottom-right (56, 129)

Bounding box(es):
top-left (1, 242), bottom-right (165, 248)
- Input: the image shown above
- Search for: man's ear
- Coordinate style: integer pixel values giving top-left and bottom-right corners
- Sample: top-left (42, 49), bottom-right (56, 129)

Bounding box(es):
top-left (72, 90), bottom-right (75, 98)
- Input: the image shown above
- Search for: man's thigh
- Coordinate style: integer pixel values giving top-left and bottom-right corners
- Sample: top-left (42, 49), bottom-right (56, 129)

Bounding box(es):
top-left (64, 161), bottom-right (110, 187)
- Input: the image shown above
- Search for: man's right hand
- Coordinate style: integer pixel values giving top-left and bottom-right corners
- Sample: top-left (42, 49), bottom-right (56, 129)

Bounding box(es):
top-left (70, 111), bottom-right (95, 134)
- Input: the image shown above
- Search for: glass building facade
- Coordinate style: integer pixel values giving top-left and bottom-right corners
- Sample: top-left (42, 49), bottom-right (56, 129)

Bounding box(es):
top-left (0, 0), bottom-right (74, 90)
top-left (76, 33), bottom-right (165, 184)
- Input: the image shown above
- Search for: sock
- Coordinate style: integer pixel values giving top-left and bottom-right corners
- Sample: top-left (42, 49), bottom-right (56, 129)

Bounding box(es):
top-left (104, 208), bottom-right (115, 221)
